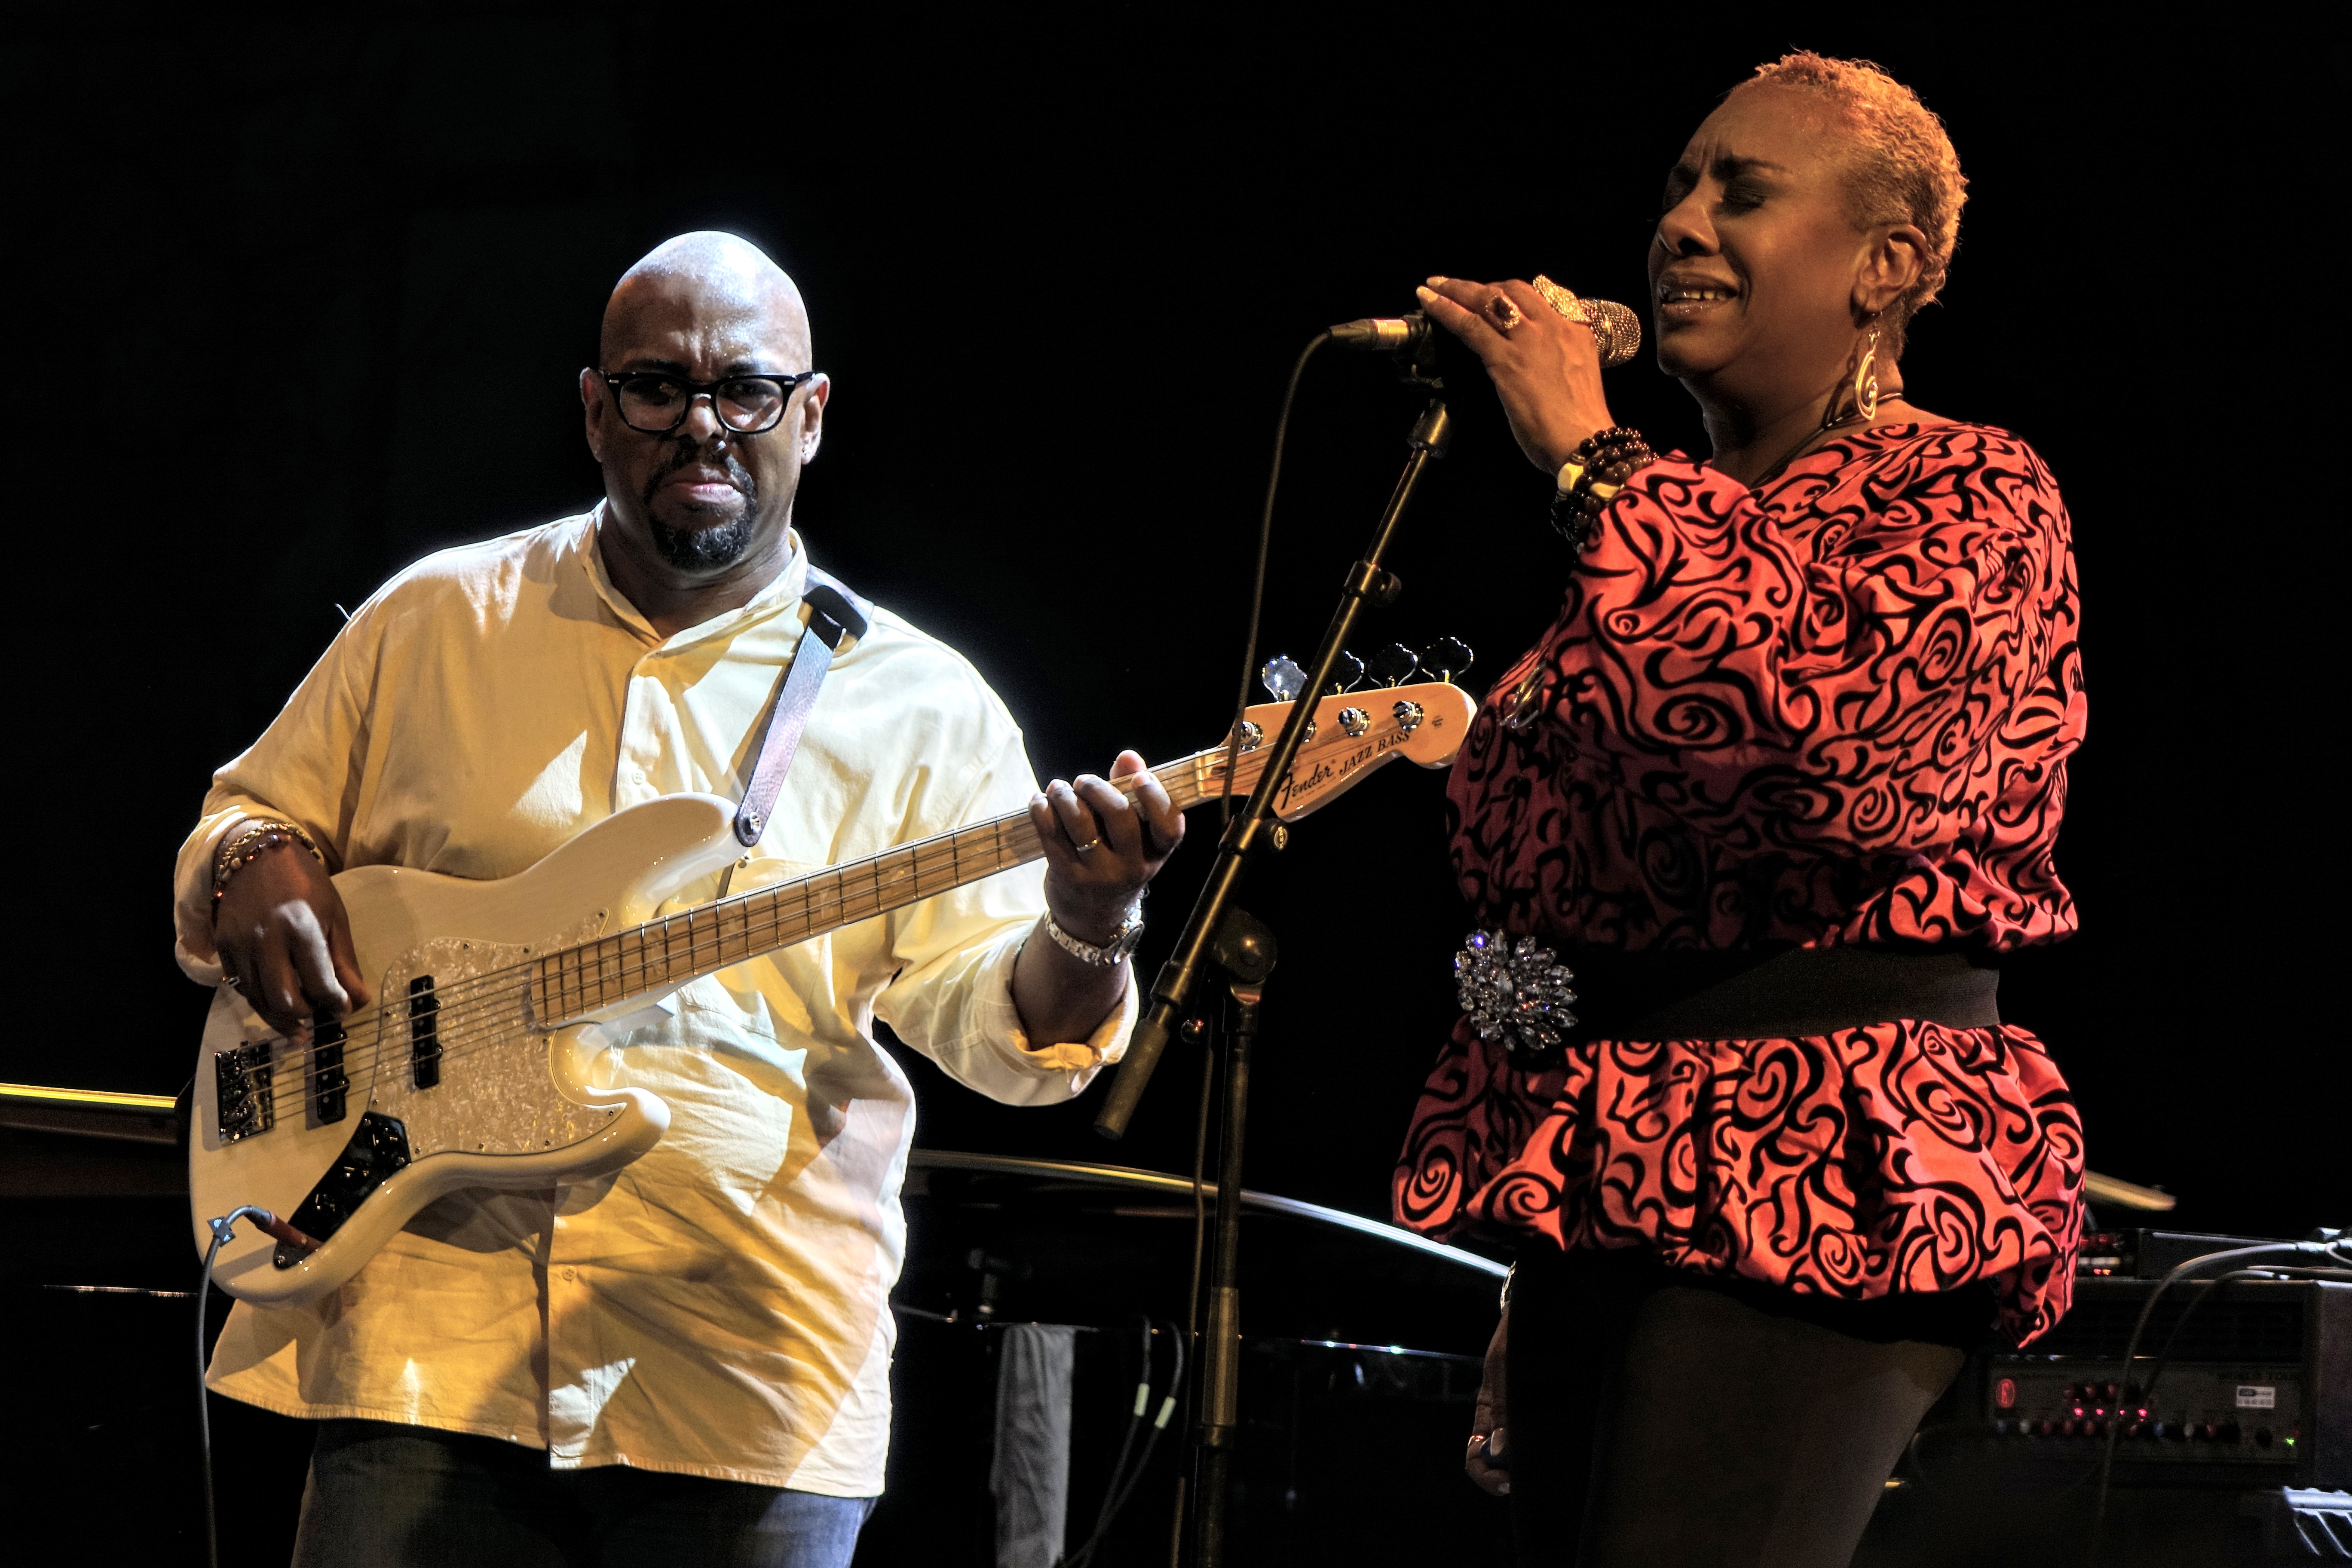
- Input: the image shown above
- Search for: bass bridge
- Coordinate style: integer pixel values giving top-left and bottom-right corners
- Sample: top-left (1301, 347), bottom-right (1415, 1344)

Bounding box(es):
top-left (214, 1043), bottom-right (275, 1142)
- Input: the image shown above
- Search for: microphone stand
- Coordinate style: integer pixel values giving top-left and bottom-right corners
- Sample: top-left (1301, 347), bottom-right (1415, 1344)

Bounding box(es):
top-left (1187, 909), bottom-right (1275, 1568)
top-left (1096, 367), bottom-right (1451, 1568)
top-left (1094, 389), bottom-right (1452, 1143)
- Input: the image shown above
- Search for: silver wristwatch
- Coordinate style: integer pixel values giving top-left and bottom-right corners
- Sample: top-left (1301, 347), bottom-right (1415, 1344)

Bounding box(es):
top-left (1044, 904), bottom-right (1146, 966)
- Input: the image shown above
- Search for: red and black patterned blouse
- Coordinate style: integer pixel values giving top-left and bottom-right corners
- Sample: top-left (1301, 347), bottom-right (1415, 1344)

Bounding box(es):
top-left (1391, 422), bottom-right (2088, 1344)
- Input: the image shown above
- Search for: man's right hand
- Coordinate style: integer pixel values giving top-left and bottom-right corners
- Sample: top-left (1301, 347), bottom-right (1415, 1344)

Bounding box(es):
top-left (211, 834), bottom-right (373, 1042)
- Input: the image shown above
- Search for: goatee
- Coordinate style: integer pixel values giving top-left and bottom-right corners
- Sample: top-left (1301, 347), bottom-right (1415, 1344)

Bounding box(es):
top-left (648, 509), bottom-right (756, 570)
top-left (642, 448), bottom-right (760, 570)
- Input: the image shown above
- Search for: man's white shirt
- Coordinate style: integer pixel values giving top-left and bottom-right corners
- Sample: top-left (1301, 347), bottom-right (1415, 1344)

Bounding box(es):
top-left (173, 508), bottom-right (1134, 1494)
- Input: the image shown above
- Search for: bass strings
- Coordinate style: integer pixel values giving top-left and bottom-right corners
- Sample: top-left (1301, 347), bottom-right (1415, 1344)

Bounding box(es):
top-left (230, 750), bottom-right (1207, 1100)
top-left (230, 718), bottom-right (1364, 1115)
top-left (222, 716), bottom-right (1375, 1119)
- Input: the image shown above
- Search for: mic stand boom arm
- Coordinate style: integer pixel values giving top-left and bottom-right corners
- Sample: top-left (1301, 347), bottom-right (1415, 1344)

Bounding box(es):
top-left (1094, 395), bottom-right (1452, 1140)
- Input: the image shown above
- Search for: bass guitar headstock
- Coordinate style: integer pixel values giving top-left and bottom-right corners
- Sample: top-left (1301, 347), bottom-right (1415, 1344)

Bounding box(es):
top-left (1237, 680), bottom-right (1474, 821)
top-left (1157, 641), bottom-right (1479, 823)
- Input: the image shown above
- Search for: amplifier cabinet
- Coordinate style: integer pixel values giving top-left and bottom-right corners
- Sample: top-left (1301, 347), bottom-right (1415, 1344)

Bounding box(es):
top-left (1979, 1277), bottom-right (2347, 1489)
top-left (1857, 1279), bottom-right (2348, 1564)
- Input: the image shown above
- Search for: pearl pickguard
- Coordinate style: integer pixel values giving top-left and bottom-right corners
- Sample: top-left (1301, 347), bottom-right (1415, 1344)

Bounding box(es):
top-left (367, 928), bottom-right (612, 1160)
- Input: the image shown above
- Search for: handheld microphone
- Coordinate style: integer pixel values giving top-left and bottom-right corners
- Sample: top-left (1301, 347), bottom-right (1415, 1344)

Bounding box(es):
top-left (1329, 297), bottom-right (1644, 367)
top-left (1571, 298), bottom-right (1644, 367)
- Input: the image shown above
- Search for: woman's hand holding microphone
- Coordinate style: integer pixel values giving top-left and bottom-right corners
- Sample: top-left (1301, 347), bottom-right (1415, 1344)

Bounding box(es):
top-left (1415, 276), bottom-right (1620, 475)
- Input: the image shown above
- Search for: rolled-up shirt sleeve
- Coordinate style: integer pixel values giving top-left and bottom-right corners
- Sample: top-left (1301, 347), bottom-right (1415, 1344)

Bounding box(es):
top-left (873, 727), bottom-right (1139, 1106)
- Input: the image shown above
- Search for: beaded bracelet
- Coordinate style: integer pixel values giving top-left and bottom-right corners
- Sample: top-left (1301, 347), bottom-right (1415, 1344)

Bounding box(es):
top-left (212, 819), bottom-right (325, 904)
top-left (1549, 426), bottom-right (1657, 551)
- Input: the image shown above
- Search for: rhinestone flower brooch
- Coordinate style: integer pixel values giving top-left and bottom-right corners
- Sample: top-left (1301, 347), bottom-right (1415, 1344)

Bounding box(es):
top-left (1455, 930), bottom-right (1579, 1061)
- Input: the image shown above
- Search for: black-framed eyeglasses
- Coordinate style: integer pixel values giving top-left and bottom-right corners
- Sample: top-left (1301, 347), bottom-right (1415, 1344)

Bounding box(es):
top-left (598, 369), bottom-right (819, 435)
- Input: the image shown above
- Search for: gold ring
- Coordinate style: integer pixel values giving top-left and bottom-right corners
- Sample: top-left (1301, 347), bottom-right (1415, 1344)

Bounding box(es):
top-left (1489, 295), bottom-right (1525, 331)
top-left (1531, 275), bottom-right (1590, 324)
top-left (1072, 838), bottom-right (1101, 853)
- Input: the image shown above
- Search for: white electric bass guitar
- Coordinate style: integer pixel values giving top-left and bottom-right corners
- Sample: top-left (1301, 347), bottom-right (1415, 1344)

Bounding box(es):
top-left (190, 681), bottom-right (1476, 1305)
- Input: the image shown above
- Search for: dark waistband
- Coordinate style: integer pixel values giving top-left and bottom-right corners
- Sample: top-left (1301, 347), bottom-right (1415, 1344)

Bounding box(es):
top-left (1558, 943), bottom-right (2000, 1042)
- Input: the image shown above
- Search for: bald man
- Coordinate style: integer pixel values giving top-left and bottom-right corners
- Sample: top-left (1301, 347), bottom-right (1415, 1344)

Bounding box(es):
top-left (176, 234), bottom-right (1179, 1568)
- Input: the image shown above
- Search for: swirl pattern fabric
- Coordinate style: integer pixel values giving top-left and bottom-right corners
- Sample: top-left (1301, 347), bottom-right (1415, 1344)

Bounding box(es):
top-left (1393, 424), bottom-right (2087, 1344)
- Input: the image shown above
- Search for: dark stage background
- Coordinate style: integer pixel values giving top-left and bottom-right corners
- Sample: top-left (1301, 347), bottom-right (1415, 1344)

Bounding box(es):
top-left (12, 15), bottom-right (2336, 1254)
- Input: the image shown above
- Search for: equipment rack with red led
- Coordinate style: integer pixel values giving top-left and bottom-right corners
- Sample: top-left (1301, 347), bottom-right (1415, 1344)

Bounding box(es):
top-left (1979, 1276), bottom-right (2347, 1489)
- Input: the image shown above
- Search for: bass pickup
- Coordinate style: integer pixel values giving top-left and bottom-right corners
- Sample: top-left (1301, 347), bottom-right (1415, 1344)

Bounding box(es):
top-left (410, 975), bottom-right (441, 1088)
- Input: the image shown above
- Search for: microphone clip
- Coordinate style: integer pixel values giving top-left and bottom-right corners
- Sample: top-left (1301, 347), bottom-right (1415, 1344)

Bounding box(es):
top-left (1392, 324), bottom-right (1430, 388)
top-left (1392, 314), bottom-right (1443, 390)
top-left (1327, 311), bottom-right (1442, 389)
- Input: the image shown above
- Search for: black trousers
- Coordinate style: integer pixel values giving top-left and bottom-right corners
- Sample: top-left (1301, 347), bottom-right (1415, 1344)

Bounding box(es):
top-left (288, 1420), bottom-right (875, 1568)
top-left (1506, 1246), bottom-right (1983, 1568)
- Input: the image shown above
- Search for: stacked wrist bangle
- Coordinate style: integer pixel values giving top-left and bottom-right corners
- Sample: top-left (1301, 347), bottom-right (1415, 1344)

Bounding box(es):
top-left (1549, 426), bottom-right (1657, 551)
top-left (212, 818), bottom-right (325, 904)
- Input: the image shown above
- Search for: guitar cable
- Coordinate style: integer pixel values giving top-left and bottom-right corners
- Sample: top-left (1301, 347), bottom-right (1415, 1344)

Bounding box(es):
top-left (198, 1205), bottom-right (281, 1568)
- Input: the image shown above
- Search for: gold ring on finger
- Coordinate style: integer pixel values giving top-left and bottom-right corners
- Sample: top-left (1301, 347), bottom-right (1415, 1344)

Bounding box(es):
top-left (1072, 838), bottom-right (1101, 853)
top-left (1489, 295), bottom-right (1525, 331)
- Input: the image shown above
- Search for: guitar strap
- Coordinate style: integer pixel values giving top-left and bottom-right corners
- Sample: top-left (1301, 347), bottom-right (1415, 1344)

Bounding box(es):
top-left (732, 565), bottom-right (872, 848)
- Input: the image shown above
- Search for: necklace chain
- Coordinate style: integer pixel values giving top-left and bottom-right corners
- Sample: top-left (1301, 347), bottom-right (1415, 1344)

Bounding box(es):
top-left (1751, 390), bottom-right (1911, 490)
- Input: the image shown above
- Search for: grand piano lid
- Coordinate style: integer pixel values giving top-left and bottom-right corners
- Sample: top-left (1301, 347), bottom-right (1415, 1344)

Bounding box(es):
top-left (907, 1148), bottom-right (1508, 1279)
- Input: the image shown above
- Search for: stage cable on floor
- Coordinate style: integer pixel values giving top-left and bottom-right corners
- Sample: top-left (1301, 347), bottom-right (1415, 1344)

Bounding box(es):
top-left (1101, 1317), bottom-right (1185, 1562)
top-left (1062, 1316), bottom-right (1152, 1568)
top-left (1059, 1316), bottom-right (1185, 1568)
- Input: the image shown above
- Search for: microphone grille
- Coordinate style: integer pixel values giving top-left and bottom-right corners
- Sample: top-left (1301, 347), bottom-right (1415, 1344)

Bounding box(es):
top-left (1583, 298), bottom-right (1643, 368)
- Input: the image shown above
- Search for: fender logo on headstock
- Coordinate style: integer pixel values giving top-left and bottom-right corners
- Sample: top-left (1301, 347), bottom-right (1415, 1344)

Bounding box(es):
top-left (1276, 726), bottom-right (1415, 816)
top-left (1225, 682), bottom-right (1472, 825)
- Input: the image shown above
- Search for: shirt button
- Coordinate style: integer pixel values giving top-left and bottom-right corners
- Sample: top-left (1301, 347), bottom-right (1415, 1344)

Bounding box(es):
top-left (631, 769), bottom-right (647, 786)
top-left (561, 1267), bottom-right (577, 1283)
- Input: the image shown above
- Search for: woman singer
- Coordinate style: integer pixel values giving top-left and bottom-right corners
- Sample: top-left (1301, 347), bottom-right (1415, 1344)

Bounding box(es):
top-left (1393, 52), bottom-right (2086, 1567)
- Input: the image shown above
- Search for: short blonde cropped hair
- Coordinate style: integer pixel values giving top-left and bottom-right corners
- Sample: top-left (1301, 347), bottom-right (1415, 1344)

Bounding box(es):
top-left (1737, 52), bottom-right (1966, 356)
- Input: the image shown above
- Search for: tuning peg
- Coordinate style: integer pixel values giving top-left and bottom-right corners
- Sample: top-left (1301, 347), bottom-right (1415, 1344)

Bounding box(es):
top-left (1422, 637), bottom-right (1475, 684)
top-left (1374, 643), bottom-right (1420, 686)
top-left (1261, 654), bottom-right (1307, 703)
top-left (1326, 649), bottom-right (1366, 695)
